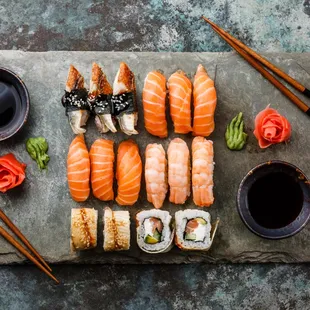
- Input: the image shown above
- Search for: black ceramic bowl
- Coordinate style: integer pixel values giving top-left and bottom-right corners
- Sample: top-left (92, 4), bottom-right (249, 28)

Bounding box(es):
top-left (0, 67), bottom-right (30, 141)
top-left (237, 160), bottom-right (310, 239)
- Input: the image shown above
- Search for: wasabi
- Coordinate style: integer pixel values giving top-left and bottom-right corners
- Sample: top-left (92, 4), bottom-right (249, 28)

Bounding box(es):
top-left (26, 137), bottom-right (50, 170)
top-left (225, 112), bottom-right (247, 150)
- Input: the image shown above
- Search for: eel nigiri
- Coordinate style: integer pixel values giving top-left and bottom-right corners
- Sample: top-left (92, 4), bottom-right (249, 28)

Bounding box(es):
top-left (88, 62), bottom-right (117, 133)
top-left (145, 143), bottom-right (168, 209)
top-left (62, 65), bottom-right (90, 134)
top-left (193, 64), bottom-right (217, 136)
top-left (67, 135), bottom-right (90, 202)
top-left (112, 62), bottom-right (138, 135)
top-left (142, 71), bottom-right (168, 138)
top-left (167, 71), bottom-right (192, 134)
top-left (116, 140), bottom-right (142, 206)
top-left (89, 139), bottom-right (114, 201)
top-left (192, 136), bottom-right (214, 207)
top-left (167, 138), bottom-right (190, 204)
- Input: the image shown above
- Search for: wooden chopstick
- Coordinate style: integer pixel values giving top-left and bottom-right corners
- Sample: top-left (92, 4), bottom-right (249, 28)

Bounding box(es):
top-left (202, 18), bottom-right (310, 115)
top-left (0, 226), bottom-right (59, 284)
top-left (0, 209), bottom-right (52, 272)
top-left (202, 16), bottom-right (310, 98)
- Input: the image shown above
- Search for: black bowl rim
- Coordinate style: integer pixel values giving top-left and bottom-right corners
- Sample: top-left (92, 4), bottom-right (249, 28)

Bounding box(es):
top-left (0, 67), bottom-right (30, 141)
top-left (237, 160), bottom-right (310, 240)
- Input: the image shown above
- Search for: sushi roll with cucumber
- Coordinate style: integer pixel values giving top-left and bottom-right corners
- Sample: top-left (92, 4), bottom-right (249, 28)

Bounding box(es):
top-left (103, 207), bottom-right (130, 251)
top-left (175, 209), bottom-right (219, 251)
top-left (136, 209), bottom-right (174, 253)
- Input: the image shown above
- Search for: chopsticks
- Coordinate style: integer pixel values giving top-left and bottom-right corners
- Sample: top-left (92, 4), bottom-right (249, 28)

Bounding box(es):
top-left (0, 209), bottom-right (59, 284)
top-left (202, 16), bottom-right (310, 116)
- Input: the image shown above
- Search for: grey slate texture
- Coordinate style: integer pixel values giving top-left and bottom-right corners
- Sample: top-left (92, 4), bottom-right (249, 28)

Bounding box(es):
top-left (1, 51), bottom-right (310, 265)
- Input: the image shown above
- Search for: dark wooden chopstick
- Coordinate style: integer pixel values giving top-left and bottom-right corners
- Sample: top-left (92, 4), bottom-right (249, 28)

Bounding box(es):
top-left (202, 16), bottom-right (310, 98)
top-left (202, 17), bottom-right (310, 115)
top-left (0, 209), bottom-right (52, 272)
top-left (0, 226), bottom-right (59, 284)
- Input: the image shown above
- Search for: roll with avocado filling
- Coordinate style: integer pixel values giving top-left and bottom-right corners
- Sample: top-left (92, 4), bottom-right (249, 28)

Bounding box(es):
top-left (136, 209), bottom-right (174, 253)
top-left (144, 217), bottom-right (163, 244)
top-left (175, 209), bottom-right (219, 251)
top-left (184, 218), bottom-right (207, 242)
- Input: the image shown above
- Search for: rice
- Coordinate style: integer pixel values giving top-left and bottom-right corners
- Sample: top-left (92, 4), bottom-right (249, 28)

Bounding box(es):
top-left (175, 209), bottom-right (212, 251)
top-left (136, 209), bottom-right (173, 253)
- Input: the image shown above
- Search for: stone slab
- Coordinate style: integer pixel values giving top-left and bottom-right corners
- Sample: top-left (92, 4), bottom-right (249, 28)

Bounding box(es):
top-left (0, 51), bottom-right (310, 264)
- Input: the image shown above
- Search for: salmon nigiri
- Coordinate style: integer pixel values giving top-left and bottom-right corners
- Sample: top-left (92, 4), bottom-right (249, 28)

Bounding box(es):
top-left (142, 71), bottom-right (168, 138)
top-left (116, 140), bottom-right (142, 206)
top-left (145, 143), bottom-right (168, 209)
top-left (167, 138), bottom-right (190, 204)
top-left (192, 136), bottom-right (214, 207)
top-left (168, 70), bottom-right (192, 134)
top-left (89, 139), bottom-right (114, 201)
top-left (193, 64), bottom-right (217, 136)
top-left (67, 135), bottom-right (90, 202)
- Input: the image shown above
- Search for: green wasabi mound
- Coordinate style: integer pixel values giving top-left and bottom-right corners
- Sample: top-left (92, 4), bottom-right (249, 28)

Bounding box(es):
top-left (26, 137), bottom-right (50, 170)
top-left (225, 112), bottom-right (247, 151)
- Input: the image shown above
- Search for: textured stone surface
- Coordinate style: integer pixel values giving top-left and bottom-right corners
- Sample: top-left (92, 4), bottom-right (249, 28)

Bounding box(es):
top-left (1, 51), bottom-right (310, 264)
top-left (1, 263), bottom-right (310, 310)
top-left (1, 1), bottom-right (310, 308)
top-left (0, 0), bottom-right (310, 53)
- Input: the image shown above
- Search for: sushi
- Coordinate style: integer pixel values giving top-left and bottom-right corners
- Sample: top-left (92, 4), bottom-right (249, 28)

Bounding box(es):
top-left (116, 140), bottom-right (142, 206)
top-left (142, 71), bottom-right (168, 138)
top-left (167, 138), bottom-right (190, 204)
top-left (62, 65), bottom-right (90, 134)
top-left (175, 209), bottom-right (219, 251)
top-left (67, 135), bottom-right (90, 202)
top-left (167, 70), bottom-right (192, 134)
top-left (88, 62), bottom-right (117, 133)
top-left (71, 208), bottom-right (98, 251)
top-left (193, 64), bottom-right (217, 136)
top-left (103, 207), bottom-right (130, 251)
top-left (136, 209), bottom-right (174, 253)
top-left (111, 62), bottom-right (138, 135)
top-left (192, 137), bottom-right (214, 207)
top-left (89, 139), bottom-right (114, 201)
top-left (145, 143), bottom-right (168, 209)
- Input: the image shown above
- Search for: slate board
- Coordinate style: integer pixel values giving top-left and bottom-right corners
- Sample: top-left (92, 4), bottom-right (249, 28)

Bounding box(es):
top-left (1, 51), bottom-right (310, 264)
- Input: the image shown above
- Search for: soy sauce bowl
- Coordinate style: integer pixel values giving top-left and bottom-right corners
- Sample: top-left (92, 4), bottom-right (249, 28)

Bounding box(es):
top-left (237, 160), bottom-right (310, 240)
top-left (0, 68), bottom-right (30, 141)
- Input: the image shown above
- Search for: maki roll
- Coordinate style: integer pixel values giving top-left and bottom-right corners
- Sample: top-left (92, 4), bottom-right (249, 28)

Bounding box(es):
top-left (175, 209), bottom-right (219, 251)
top-left (70, 208), bottom-right (98, 251)
top-left (136, 209), bottom-right (174, 253)
top-left (88, 63), bottom-right (117, 133)
top-left (112, 62), bottom-right (138, 135)
top-left (103, 207), bottom-right (130, 251)
top-left (62, 65), bottom-right (90, 134)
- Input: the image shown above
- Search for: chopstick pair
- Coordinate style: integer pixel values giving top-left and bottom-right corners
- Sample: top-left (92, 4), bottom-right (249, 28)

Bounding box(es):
top-left (0, 209), bottom-right (59, 284)
top-left (202, 16), bottom-right (310, 116)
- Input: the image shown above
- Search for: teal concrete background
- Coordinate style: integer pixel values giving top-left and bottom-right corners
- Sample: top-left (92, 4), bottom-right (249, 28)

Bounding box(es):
top-left (1, 0), bottom-right (310, 309)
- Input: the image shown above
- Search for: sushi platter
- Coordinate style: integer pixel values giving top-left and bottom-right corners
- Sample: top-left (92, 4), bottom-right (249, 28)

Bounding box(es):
top-left (1, 51), bottom-right (310, 265)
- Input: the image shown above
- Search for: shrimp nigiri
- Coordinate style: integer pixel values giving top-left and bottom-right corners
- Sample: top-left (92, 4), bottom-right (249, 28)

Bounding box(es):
top-left (193, 64), bottom-right (217, 136)
top-left (192, 136), bottom-right (214, 207)
top-left (88, 62), bottom-right (117, 133)
top-left (116, 140), bottom-right (142, 206)
top-left (168, 70), bottom-right (192, 134)
top-left (62, 65), bottom-right (90, 134)
top-left (67, 135), bottom-right (90, 202)
top-left (89, 139), bottom-right (114, 201)
top-left (167, 138), bottom-right (190, 204)
top-left (145, 143), bottom-right (168, 209)
top-left (112, 62), bottom-right (138, 135)
top-left (142, 71), bottom-right (168, 138)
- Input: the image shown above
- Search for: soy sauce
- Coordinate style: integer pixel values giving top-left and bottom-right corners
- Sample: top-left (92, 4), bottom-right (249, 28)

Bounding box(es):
top-left (0, 81), bottom-right (21, 128)
top-left (248, 172), bottom-right (303, 229)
